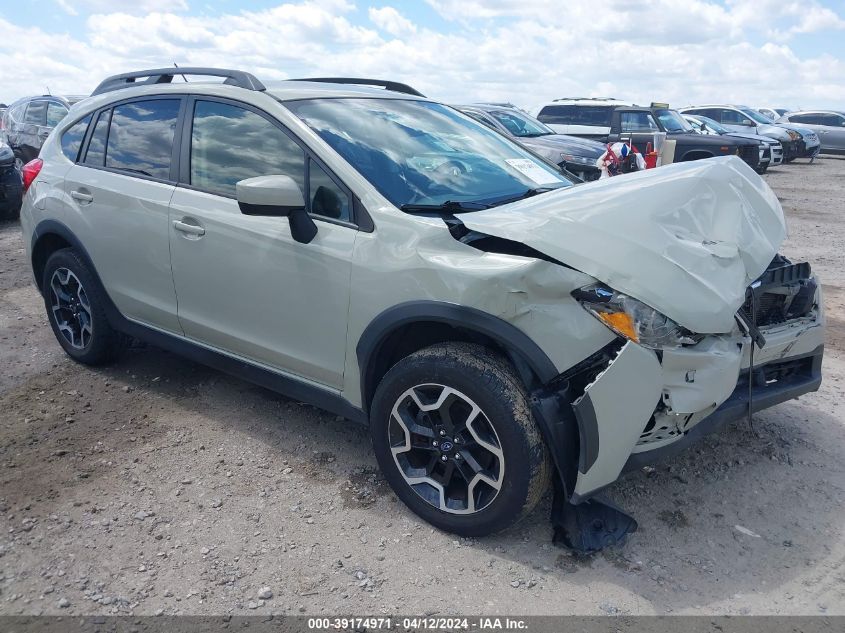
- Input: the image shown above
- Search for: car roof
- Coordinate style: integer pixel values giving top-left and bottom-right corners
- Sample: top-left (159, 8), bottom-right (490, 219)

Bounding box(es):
top-left (62, 79), bottom-right (429, 119)
top-left (540, 98), bottom-right (633, 106)
top-left (786, 109), bottom-right (843, 115)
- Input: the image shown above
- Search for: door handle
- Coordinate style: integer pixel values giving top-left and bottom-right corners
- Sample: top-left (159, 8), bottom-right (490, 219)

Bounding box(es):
top-left (173, 219), bottom-right (206, 236)
top-left (70, 190), bottom-right (93, 204)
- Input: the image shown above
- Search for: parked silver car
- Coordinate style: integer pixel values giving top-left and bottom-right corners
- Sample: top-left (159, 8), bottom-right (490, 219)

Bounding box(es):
top-left (776, 111), bottom-right (845, 155)
top-left (683, 114), bottom-right (782, 172)
top-left (679, 105), bottom-right (820, 162)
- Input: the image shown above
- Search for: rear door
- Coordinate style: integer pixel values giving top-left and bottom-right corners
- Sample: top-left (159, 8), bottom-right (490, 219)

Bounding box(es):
top-left (168, 97), bottom-right (356, 388)
top-left (62, 97), bottom-right (184, 333)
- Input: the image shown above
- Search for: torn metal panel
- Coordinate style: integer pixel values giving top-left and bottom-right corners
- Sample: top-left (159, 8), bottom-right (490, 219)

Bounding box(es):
top-left (458, 156), bottom-right (787, 334)
top-left (660, 336), bottom-right (743, 414)
top-left (572, 341), bottom-right (662, 500)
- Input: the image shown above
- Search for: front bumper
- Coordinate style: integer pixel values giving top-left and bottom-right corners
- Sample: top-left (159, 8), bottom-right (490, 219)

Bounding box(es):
top-left (623, 343), bottom-right (822, 472)
top-left (533, 271), bottom-right (824, 504)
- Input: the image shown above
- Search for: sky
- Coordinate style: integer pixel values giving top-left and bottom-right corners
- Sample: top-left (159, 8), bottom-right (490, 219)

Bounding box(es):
top-left (1, 0), bottom-right (844, 111)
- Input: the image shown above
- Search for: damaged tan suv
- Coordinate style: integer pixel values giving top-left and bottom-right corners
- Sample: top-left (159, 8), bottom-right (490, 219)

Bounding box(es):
top-left (20, 68), bottom-right (824, 550)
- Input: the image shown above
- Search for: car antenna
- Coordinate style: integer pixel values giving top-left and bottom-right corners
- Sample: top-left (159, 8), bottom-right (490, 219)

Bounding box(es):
top-left (173, 62), bottom-right (189, 83)
top-left (46, 86), bottom-right (51, 95)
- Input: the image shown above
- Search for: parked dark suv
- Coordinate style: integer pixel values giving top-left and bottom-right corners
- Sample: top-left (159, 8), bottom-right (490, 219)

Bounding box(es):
top-left (2, 95), bottom-right (85, 168)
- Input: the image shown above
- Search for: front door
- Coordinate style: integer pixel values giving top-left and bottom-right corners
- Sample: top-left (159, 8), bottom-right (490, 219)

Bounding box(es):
top-left (168, 98), bottom-right (356, 388)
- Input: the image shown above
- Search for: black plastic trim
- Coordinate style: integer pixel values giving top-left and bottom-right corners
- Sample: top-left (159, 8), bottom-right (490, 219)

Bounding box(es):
top-left (289, 77), bottom-right (424, 97)
top-left (30, 220), bottom-right (366, 424)
top-left (572, 393), bottom-right (600, 474)
top-left (356, 301), bottom-right (559, 411)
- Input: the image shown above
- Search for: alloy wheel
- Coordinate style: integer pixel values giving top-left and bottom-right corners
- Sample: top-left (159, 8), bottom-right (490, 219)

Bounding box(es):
top-left (49, 267), bottom-right (93, 350)
top-left (389, 384), bottom-right (504, 514)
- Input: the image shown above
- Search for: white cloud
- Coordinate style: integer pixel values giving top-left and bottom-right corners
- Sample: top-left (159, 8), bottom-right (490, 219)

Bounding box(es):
top-left (2, 1), bottom-right (844, 110)
top-left (369, 6), bottom-right (417, 36)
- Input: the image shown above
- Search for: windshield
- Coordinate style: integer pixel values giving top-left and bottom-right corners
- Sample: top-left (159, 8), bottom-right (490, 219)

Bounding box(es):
top-left (489, 109), bottom-right (554, 137)
top-left (654, 109), bottom-right (694, 132)
top-left (286, 98), bottom-right (572, 210)
top-left (740, 107), bottom-right (773, 125)
top-left (693, 115), bottom-right (729, 134)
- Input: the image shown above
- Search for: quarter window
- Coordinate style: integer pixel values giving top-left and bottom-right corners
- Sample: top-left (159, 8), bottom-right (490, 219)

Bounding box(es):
top-left (308, 159), bottom-right (350, 222)
top-left (190, 100), bottom-right (305, 198)
top-left (46, 102), bottom-right (68, 127)
top-left (84, 110), bottom-right (111, 167)
top-left (106, 99), bottom-right (181, 180)
top-left (61, 114), bottom-right (92, 162)
top-left (24, 101), bottom-right (47, 125)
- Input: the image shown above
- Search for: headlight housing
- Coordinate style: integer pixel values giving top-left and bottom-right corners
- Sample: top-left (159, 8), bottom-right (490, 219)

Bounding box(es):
top-left (572, 283), bottom-right (702, 349)
top-left (560, 153), bottom-right (596, 166)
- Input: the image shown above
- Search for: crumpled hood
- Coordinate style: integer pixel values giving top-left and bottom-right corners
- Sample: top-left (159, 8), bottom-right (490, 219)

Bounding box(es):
top-left (459, 156), bottom-right (787, 334)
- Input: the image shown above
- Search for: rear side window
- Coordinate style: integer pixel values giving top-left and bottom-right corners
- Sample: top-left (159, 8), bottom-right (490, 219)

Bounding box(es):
top-left (537, 105), bottom-right (613, 127)
top-left (46, 102), bottom-right (68, 127)
top-left (61, 114), bottom-right (92, 162)
top-left (620, 111), bottom-right (659, 132)
top-left (84, 110), bottom-right (111, 167)
top-left (24, 101), bottom-right (47, 125)
top-left (106, 99), bottom-right (181, 180)
top-left (189, 100), bottom-right (305, 197)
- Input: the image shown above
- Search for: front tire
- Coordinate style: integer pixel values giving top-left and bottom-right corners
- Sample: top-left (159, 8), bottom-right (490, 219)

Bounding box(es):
top-left (370, 343), bottom-right (551, 537)
top-left (42, 248), bottom-right (125, 365)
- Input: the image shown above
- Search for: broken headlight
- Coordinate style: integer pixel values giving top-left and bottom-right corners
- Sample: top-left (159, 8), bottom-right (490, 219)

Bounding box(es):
top-left (573, 283), bottom-right (702, 349)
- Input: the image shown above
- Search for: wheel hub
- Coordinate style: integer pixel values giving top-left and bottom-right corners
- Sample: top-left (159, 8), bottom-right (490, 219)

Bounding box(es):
top-left (388, 384), bottom-right (504, 515)
top-left (49, 267), bottom-right (93, 350)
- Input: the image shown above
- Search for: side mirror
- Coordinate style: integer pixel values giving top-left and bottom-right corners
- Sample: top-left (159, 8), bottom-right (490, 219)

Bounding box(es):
top-left (236, 175), bottom-right (317, 244)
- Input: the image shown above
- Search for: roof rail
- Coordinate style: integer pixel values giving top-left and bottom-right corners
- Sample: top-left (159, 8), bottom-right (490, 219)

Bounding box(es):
top-left (91, 67), bottom-right (266, 96)
top-left (552, 97), bottom-right (617, 102)
top-left (289, 77), bottom-right (425, 97)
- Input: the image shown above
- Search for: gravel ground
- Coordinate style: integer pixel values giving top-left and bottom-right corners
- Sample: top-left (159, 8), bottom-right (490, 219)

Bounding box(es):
top-left (0, 156), bottom-right (843, 617)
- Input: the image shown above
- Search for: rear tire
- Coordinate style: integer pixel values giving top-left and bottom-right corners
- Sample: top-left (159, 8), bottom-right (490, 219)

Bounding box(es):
top-left (42, 248), bottom-right (125, 365)
top-left (370, 343), bottom-right (551, 537)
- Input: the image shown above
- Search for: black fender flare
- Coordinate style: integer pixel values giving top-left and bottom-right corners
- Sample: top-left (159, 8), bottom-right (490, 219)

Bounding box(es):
top-left (31, 219), bottom-right (108, 292)
top-left (356, 301), bottom-right (560, 412)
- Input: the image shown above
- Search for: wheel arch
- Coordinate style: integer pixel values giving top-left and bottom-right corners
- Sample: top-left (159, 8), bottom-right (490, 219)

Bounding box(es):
top-left (31, 220), bottom-right (107, 297)
top-left (356, 301), bottom-right (559, 414)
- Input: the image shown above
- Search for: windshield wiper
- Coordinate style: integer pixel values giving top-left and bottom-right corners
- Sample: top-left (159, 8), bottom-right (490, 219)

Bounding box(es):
top-left (400, 200), bottom-right (492, 214)
top-left (491, 187), bottom-right (558, 207)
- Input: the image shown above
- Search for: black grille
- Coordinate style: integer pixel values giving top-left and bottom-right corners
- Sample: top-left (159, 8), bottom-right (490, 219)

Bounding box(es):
top-left (742, 259), bottom-right (817, 327)
top-left (739, 144), bottom-right (759, 168)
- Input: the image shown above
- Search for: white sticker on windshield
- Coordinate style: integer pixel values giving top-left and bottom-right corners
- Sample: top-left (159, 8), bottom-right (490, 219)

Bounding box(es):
top-left (504, 158), bottom-right (560, 185)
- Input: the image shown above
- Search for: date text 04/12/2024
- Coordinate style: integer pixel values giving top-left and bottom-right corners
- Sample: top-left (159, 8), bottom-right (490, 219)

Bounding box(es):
top-left (307, 617), bottom-right (529, 630)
